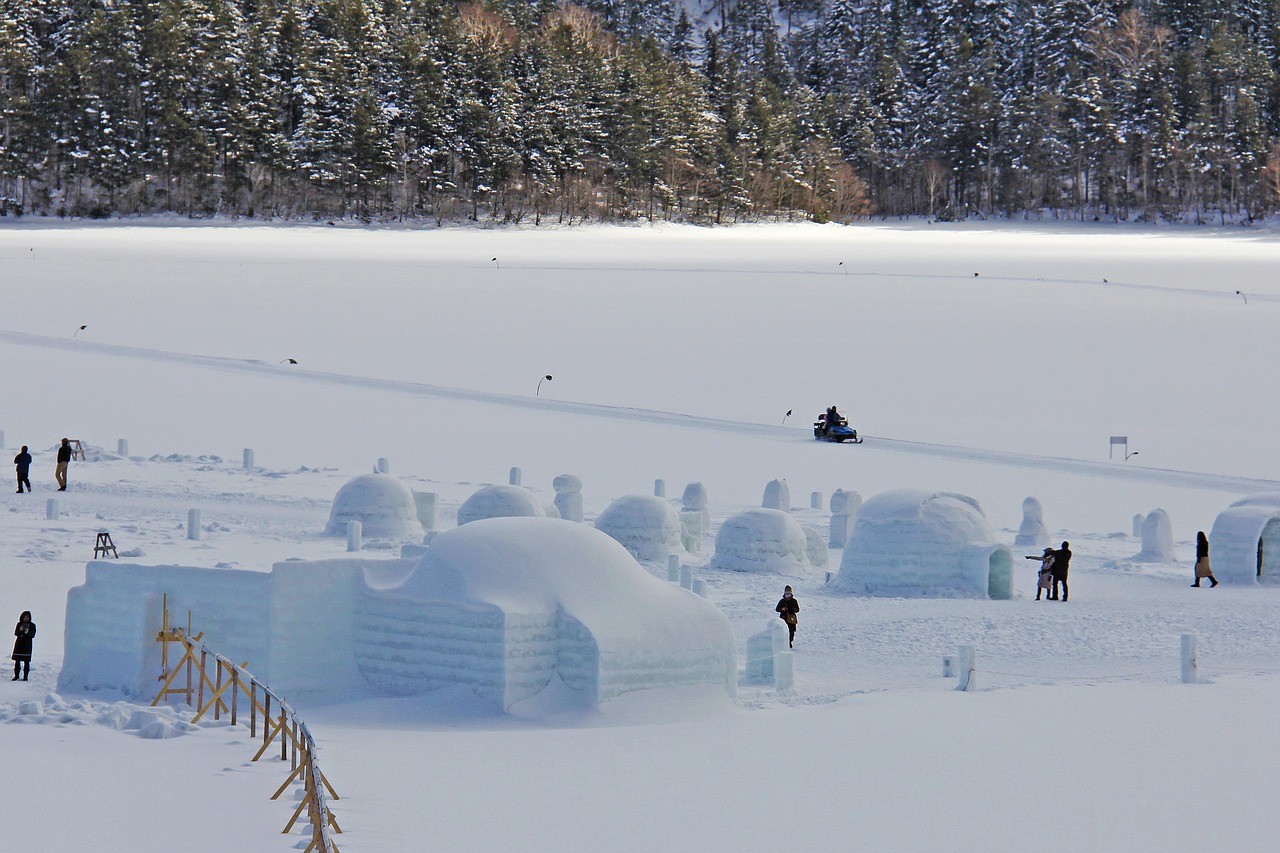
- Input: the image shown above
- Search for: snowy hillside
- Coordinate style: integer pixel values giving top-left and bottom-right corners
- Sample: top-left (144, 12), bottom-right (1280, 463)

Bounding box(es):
top-left (1, 221), bottom-right (1279, 852)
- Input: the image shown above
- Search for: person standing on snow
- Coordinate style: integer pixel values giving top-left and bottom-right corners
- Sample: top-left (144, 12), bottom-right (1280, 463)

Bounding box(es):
top-left (54, 437), bottom-right (71, 491)
top-left (776, 585), bottom-right (799, 648)
top-left (13, 445), bottom-right (32, 493)
top-left (1051, 541), bottom-right (1071, 601)
top-left (1192, 531), bottom-right (1218, 588)
top-left (1027, 547), bottom-right (1054, 601)
top-left (12, 611), bottom-right (35, 681)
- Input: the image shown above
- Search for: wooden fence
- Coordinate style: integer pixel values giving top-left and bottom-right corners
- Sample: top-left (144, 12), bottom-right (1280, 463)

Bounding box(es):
top-left (151, 599), bottom-right (341, 852)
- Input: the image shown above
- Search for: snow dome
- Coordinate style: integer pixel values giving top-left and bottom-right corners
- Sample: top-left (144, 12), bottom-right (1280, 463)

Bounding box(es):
top-left (356, 518), bottom-right (736, 709)
top-left (1209, 494), bottom-right (1280, 585)
top-left (593, 495), bottom-right (684, 562)
top-left (831, 489), bottom-right (1013, 599)
top-left (709, 508), bottom-right (814, 574)
top-left (324, 473), bottom-right (424, 539)
top-left (456, 484), bottom-right (546, 526)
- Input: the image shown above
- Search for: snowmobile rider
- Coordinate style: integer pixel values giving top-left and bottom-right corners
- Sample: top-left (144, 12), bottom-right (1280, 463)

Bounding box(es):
top-left (825, 405), bottom-right (844, 434)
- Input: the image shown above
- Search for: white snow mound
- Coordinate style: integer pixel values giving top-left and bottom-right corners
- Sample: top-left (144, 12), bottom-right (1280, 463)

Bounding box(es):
top-left (456, 484), bottom-right (546, 526)
top-left (593, 495), bottom-right (684, 562)
top-left (832, 489), bottom-right (1013, 599)
top-left (709, 508), bottom-right (814, 574)
top-left (324, 473), bottom-right (424, 539)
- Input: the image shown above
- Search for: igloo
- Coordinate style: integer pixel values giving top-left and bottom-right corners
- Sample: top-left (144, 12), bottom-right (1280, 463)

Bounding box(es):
top-left (324, 473), bottom-right (424, 539)
top-left (709, 508), bottom-right (814, 574)
top-left (357, 518), bottom-right (736, 708)
top-left (831, 489), bottom-right (1013, 599)
top-left (457, 484), bottom-right (546, 526)
top-left (593, 495), bottom-right (684, 562)
top-left (1209, 494), bottom-right (1280, 584)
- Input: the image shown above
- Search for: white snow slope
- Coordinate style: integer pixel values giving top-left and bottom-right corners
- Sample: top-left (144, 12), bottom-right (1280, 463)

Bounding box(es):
top-left (1, 220), bottom-right (1279, 852)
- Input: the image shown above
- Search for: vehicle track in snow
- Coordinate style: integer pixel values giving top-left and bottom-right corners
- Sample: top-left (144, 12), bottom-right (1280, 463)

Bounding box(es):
top-left (4, 328), bottom-right (1276, 496)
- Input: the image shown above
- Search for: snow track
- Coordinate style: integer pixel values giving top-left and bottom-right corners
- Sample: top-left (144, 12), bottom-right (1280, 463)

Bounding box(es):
top-left (4, 328), bottom-right (1275, 497)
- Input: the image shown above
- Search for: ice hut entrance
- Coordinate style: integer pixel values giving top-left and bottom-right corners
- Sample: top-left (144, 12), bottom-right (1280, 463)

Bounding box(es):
top-left (1259, 519), bottom-right (1280, 580)
top-left (987, 549), bottom-right (1012, 599)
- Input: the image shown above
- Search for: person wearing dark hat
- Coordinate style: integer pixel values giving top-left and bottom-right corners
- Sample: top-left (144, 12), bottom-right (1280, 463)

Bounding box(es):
top-left (775, 586), bottom-right (799, 648)
top-left (1051, 541), bottom-right (1071, 601)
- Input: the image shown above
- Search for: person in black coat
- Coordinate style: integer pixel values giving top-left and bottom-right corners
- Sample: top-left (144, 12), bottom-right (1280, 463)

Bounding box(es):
top-left (1050, 541), bottom-right (1071, 602)
top-left (14, 446), bottom-right (32, 493)
top-left (1192, 531), bottom-right (1218, 587)
top-left (775, 585), bottom-right (799, 648)
top-left (12, 611), bottom-right (35, 681)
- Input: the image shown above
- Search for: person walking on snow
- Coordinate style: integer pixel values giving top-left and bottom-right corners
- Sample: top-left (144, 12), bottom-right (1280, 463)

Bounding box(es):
top-left (12, 611), bottom-right (35, 681)
top-left (776, 585), bottom-right (799, 648)
top-left (1050, 541), bottom-right (1071, 601)
top-left (13, 445), bottom-right (31, 493)
top-left (1192, 531), bottom-right (1218, 587)
top-left (55, 437), bottom-right (71, 491)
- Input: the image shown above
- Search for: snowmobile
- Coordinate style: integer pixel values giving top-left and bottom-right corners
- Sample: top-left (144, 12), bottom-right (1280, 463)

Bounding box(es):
top-left (814, 412), bottom-right (863, 443)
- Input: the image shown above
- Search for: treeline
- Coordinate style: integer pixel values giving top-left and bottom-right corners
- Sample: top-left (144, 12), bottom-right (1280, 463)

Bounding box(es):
top-left (1, 0), bottom-right (1279, 223)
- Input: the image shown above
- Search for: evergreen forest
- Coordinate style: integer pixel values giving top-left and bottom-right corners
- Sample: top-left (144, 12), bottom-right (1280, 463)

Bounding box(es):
top-left (3, 0), bottom-right (1280, 223)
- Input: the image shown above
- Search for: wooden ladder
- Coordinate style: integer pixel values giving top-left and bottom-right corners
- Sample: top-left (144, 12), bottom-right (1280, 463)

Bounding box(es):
top-left (94, 531), bottom-right (118, 559)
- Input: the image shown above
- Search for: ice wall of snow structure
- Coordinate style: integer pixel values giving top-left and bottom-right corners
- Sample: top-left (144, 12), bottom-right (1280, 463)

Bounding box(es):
top-left (59, 558), bottom-right (418, 698)
top-left (803, 528), bottom-right (829, 568)
top-left (831, 489), bottom-right (1013, 599)
top-left (553, 474), bottom-right (584, 522)
top-left (1015, 497), bottom-right (1050, 548)
top-left (593, 495), bottom-right (685, 562)
top-left (1135, 509), bottom-right (1176, 561)
top-left (60, 562), bottom-right (273, 697)
top-left (828, 489), bottom-right (862, 548)
top-left (1210, 494), bottom-right (1280, 585)
top-left (456, 484), bottom-right (547, 526)
top-left (709, 508), bottom-right (814, 574)
top-left (324, 473), bottom-right (424, 539)
top-left (355, 518), bottom-right (736, 709)
top-left (762, 479), bottom-right (791, 512)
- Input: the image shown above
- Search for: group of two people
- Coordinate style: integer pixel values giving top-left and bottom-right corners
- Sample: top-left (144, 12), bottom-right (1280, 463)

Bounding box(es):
top-left (13, 438), bottom-right (73, 493)
top-left (1032, 541), bottom-right (1073, 601)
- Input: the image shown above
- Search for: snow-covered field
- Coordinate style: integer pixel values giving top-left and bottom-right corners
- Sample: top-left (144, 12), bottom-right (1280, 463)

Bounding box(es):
top-left (1, 220), bottom-right (1278, 851)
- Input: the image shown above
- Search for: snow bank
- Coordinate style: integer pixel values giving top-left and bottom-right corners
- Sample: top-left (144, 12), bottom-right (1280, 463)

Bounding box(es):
top-left (456, 484), bottom-right (546, 526)
top-left (324, 473), bottom-right (423, 539)
top-left (709, 508), bottom-right (814, 574)
top-left (356, 518), bottom-right (735, 709)
top-left (831, 489), bottom-right (1013, 599)
top-left (593, 495), bottom-right (684, 562)
top-left (1210, 494), bottom-right (1280, 584)
top-left (1, 694), bottom-right (212, 739)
